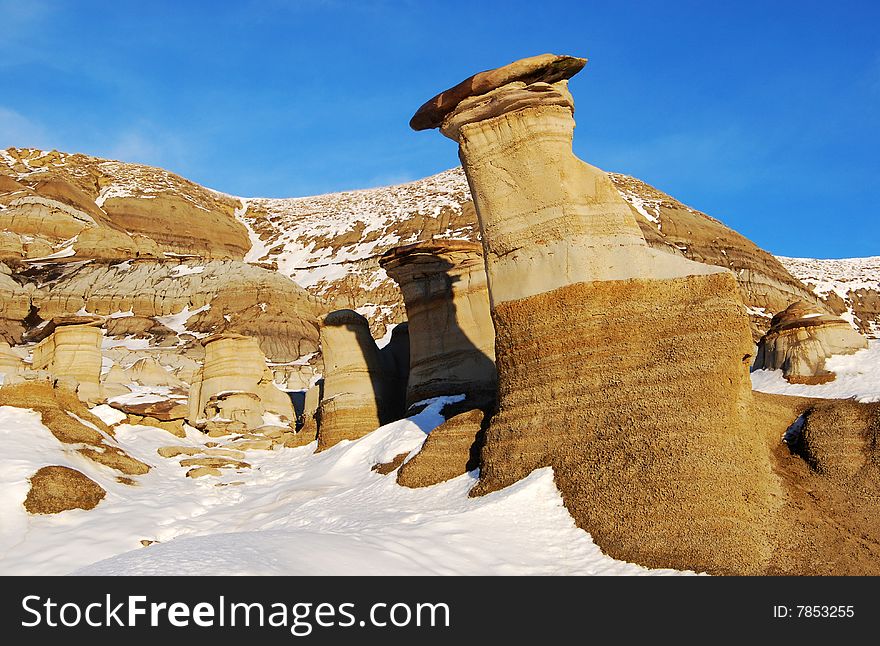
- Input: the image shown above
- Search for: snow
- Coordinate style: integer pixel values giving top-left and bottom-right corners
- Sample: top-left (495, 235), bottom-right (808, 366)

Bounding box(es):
top-left (168, 264), bottom-right (205, 278)
top-left (778, 256), bottom-right (880, 335)
top-left (91, 404), bottom-right (128, 426)
top-left (107, 385), bottom-right (182, 407)
top-left (239, 168), bottom-right (472, 292)
top-left (777, 256), bottom-right (880, 301)
top-left (0, 397), bottom-right (687, 576)
top-left (102, 335), bottom-right (153, 350)
top-left (235, 199), bottom-right (272, 264)
top-left (25, 245), bottom-right (76, 262)
top-left (155, 304), bottom-right (210, 336)
top-left (375, 322), bottom-right (399, 349)
top-left (751, 340), bottom-right (880, 403)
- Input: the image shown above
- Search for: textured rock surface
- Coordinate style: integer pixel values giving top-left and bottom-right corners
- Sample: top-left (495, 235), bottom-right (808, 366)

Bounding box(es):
top-left (31, 319), bottom-right (104, 402)
top-left (754, 393), bottom-right (880, 575)
top-left (754, 301), bottom-right (868, 383)
top-left (411, 53), bottom-right (587, 131)
top-left (25, 259), bottom-right (320, 363)
top-left (1, 147), bottom-right (249, 260)
top-left (397, 409), bottom-right (485, 488)
top-left (317, 310), bottom-right (391, 451)
top-left (380, 241), bottom-right (495, 409)
top-left (418, 54), bottom-right (773, 574)
top-left (188, 333), bottom-right (295, 431)
top-left (24, 465), bottom-right (106, 514)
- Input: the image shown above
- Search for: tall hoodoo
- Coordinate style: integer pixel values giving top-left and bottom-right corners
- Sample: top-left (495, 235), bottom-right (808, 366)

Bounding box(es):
top-left (379, 240), bottom-right (496, 411)
top-left (412, 53), bottom-right (774, 574)
top-left (317, 309), bottom-right (392, 451)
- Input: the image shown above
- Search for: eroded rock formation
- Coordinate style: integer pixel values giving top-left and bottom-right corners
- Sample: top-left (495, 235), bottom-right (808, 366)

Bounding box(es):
top-left (317, 310), bottom-right (392, 451)
top-left (380, 241), bottom-right (495, 410)
top-left (397, 409), bottom-right (485, 488)
top-left (188, 333), bottom-right (295, 433)
top-left (24, 466), bottom-right (106, 515)
top-left (413, 53), bottom-right (773, 574)
top-left (754, 301), bottom-right (868, 383)
top-left (31, 317), bottom-right (104, 403)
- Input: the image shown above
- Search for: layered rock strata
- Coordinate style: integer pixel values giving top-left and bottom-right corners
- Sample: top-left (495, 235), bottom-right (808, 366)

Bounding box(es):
top-left (188, 333), bottom-right (295, 433)
top-left (413, 54), bottom-right (773, 574)
top-left (397, 409), bottom-right (485, 488)
top-left (380, 241), bottom-right (495, 410)
top-left (31, 318), bottom-right (104, 403)
top-left (317, 310), bottom-right (392, 451)
top-left (754, 301), bottom-right (868, 383)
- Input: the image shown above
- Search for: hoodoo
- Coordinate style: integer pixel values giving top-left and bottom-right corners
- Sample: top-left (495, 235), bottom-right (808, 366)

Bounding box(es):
top-left (413, 53), bottom-right (774, 574)
top-left (754, 300), bottom-right (868, 383)
top-left (188, 333), bottom-right (295, 433)
top-left (31, 317), bottom-right (104, 403)
top-left (379, 240), bottom-right (496, 411)
top-left (316, 310), bottom-right (393, 451)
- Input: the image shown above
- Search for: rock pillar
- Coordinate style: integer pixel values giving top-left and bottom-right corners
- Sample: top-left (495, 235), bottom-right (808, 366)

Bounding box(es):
top-left (188, 333), bottom-right (294, 432)
top-left (31, 318), bottom-right (104, 403)
top-left (317, 310), bottom-right (391, 451)
top-left (380, 241), bottom-right (495, 410)
top-left (411, 53), bottom-right (774, 574)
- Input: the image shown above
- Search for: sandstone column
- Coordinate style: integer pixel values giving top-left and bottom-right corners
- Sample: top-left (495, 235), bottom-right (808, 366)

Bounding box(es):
top-left (411, 53), bottom-right (774, 575)
top-left (32, 317), bottom-right (104, 403)
top-left (317, 309), bottom-right (391, 451)
top-left (188, 333), bottom-right (295, 432)
top-left (379, 241), bottom-right (496, 411)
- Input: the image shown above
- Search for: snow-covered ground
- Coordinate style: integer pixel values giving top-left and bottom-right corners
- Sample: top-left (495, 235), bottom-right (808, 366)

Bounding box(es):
top-left (750, 340), bottom-right (880, 403)
top-left (0, 397), bottom-right (684, 576)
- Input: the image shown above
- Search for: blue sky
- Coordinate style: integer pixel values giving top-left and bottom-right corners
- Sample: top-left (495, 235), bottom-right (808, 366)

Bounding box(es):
top-left (1, 0), bottom-right (878, 258)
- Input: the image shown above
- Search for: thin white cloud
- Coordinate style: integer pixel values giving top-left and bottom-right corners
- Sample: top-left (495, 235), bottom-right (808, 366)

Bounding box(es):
top-left (0, 106), bottom-right (50, 149)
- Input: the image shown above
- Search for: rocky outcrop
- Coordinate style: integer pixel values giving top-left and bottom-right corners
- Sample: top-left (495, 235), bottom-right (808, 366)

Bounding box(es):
top-left (0, 341), bottom-right (23, 376)
top-left (397, 409), bottom-right (485, 488)
top-left (24, 259), bottom-right (320, 362)
top-left (754, 301), bottom-right (868, 383)
top-left (380, 241), bottom-right (495, 410)
top-left (188, 333), bottom-right (295, 433)
top-left (24, 466), bottom-right (106, 514)
top-left (31, 318), bottom-right (104, 403)
top-left (316, 310), bottom-right (392, 451)
top-left (611, 174), bottom-right (825, 337)
top-left (0, 381), bottom-right (150, 476)
top-left (415, 54), bottom-right (773, 574)
top-left (1, 147), bottom-right (250, 261)
top-left (777, 256), bottom-right (880, 339)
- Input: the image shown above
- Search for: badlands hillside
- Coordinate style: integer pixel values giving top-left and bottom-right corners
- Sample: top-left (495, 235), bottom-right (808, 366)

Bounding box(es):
top-left (1, 83), bottom-right (878, 580)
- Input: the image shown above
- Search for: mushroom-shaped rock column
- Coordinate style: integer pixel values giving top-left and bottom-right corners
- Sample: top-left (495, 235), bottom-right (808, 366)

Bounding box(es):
top-left (754, 301), bottom-right (868, 383)
top-left (188, 333), bottom-right (295, 432)
top-left (317, 310), bottom-right (392, 451)
top-left (411, 54), bottom-right (773, 574)
top-left (379, 241), bottom-right (496, 411)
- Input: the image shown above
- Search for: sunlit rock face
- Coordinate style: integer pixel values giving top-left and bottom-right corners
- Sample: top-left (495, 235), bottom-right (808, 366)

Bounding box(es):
top-left (380, 240), bottom-right (495, 411)
top-left (316, 310), bottom-right (393, 451)
top-left (754, 301), bottom-right (868, 383)
top-left (413, 53), bottom-right (774, 575)
top-left (188, 333), bottom-right (295, 434)
top-left (31, 318), bottom-right (104, 403)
